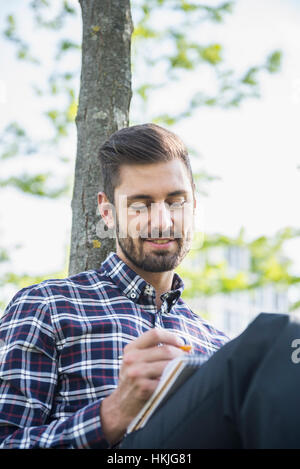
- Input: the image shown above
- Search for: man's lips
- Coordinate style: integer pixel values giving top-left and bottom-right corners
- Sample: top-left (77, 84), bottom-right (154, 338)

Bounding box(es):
top-left (143, 238), bottom-right (176, 248)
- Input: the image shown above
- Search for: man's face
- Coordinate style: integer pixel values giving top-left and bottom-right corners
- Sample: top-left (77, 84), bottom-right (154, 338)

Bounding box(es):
top-left (113, 159), bottom-right (196, 273)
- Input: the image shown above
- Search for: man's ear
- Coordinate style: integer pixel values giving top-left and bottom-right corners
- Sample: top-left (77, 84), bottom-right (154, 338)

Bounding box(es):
top-left (192, 184), bottom-right (197, 211)
top-left (97, 192), bottom-right (115, 229)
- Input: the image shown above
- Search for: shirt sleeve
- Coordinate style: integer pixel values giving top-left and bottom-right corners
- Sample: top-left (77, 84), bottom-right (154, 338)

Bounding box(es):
top-left (0, 287), bottom-right (110, 449)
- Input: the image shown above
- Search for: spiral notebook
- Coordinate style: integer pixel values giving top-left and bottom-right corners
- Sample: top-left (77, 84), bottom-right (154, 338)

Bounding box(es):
top-left (126, 353), bottom-right (211, 433)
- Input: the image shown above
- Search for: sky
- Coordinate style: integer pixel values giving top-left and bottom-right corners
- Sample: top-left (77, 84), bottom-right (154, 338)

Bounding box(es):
top-left (0, 0), bottom-right (300, 305)
top-left (176, 0), bottom-right (300, 240)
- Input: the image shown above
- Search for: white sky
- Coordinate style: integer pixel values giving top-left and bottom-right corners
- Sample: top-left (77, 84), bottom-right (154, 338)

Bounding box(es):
top-left (0, 0), bottom-right (300, 292)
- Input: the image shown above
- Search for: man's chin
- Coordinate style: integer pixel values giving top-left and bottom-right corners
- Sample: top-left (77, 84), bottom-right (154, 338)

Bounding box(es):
top-left (117, 234), bottom-right (188, 273)
top-left (139, 252), bottom-right (181, 273)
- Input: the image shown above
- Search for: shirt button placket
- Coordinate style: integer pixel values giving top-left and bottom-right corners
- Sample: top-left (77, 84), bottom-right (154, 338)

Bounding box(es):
top-left (155, 312), bottom-right (162, 327)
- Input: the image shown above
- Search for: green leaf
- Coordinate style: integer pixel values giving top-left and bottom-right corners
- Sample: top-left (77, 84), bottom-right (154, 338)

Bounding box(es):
top-left (200, 44), bottom-right (222, 65)
top-left (136, 84), bottom-right (156, 102)
top-left (59, 40), bottom-right (80, 52)
top-left (289, 300), bottom-right (300, 312)
top-left (266, 50), bottom-right (282, 73)
top-left (152, 114), bottom-right (177, 126)
top-left (242, 67), bottom-right (259, 86)
top-left (179, 1), bottom-right (198, 13)
top-left (170, 51), bottom-right (194, 69)
top-left (0, 173), bottom-right (68, 198)
top-left (46, 110), bottom-right (59, 121)
top-left (133, 24), bottom-right (158, 40)
top-left (0, 248), bottom-right (9, 263)
top-left (63, 1), bottom-right (77, 15)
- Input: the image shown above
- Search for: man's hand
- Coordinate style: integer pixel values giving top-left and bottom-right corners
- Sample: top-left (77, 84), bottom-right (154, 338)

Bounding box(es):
top-left (100, 328), bottom-right (185, 445)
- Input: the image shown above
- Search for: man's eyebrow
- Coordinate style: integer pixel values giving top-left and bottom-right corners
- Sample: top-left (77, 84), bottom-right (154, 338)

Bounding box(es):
top-left (166, 190), bottom-right (189, 197)
top-left (127, 190), bottom-right (189, 201)
top-left (127, 194), bottom-right (152, 201)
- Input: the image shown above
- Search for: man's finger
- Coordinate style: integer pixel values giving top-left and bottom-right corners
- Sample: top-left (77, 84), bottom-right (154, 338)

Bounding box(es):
top-left (123, 343), bottom-right (184, 365)
top-left (125, 328), bottom-right (184, 351)
top-left (126, 360), bottom-right (173, 381)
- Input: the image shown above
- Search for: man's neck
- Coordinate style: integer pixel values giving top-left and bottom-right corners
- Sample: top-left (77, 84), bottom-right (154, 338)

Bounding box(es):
top-left (138, 270), bottom-right (173, 309)
top-left (116, 252), bottom-right (174, 309)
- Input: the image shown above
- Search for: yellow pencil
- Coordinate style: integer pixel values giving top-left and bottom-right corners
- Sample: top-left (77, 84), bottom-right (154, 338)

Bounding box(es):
top-left (179, 345), bottom-right (192, 352)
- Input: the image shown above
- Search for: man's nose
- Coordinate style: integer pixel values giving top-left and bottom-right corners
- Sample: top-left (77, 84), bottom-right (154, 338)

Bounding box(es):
top-left (149, 202), bottom-right (173, 236)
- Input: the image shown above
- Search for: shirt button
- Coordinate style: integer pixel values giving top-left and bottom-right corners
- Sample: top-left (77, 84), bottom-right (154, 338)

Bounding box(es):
top-left (130, 291), bottom-right (136, 299)
top-left (145, 285), bottom-right (153, 295)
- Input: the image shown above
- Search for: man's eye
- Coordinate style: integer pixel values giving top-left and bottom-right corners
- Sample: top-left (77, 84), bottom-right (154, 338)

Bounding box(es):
top-left (169, 200), bottom-right (186, 209)
top-left (128, 203), bottom-right (148, 211)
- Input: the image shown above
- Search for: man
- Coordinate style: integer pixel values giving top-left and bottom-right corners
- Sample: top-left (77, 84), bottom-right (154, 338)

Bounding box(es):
top-left (0, 123), bottom-right (228, 448)
top-left (1, 124), bottom-right (300, 449)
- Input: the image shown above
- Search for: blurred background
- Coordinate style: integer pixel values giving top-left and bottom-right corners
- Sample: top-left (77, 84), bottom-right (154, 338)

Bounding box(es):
top-left (0, 0), bottom-right (299, 338)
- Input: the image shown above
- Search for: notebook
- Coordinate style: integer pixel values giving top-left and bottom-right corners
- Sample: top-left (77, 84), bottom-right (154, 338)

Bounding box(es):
top-left (126, 352), bottom-right (211, 433)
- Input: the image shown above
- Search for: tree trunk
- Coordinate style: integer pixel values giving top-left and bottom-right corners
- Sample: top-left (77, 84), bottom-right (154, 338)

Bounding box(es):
top-left (69, 0), bottom-right (133, 275)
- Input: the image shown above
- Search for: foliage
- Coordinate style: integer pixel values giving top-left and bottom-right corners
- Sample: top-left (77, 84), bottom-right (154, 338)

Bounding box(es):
top-left (0, 1), bottom-right (283, 195)
top-left (178, 227), bottom-right (300, 312)
top-left (131, 0), bottom-right (282, 124)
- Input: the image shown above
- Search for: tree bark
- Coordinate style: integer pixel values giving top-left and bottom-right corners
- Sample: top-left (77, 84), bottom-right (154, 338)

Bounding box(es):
top-left (69, 0), bottom-right (133, 275)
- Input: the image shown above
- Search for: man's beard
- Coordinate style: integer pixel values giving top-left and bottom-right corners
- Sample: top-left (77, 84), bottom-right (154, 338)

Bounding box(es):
top-left (116, 219), bottom-right (193, 273)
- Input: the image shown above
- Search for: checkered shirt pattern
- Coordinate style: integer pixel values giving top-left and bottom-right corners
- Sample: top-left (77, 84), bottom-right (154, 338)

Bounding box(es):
top-left (0, 252), bottom-right (228, 448)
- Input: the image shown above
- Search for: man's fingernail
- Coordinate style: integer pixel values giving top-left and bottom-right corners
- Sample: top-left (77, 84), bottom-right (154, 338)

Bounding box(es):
top-left (176, 338), bottom-right (185, 346)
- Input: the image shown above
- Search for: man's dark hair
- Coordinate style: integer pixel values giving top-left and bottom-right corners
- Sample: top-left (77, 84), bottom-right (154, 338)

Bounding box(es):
top-left (98, 123), bottom-right (195, 203)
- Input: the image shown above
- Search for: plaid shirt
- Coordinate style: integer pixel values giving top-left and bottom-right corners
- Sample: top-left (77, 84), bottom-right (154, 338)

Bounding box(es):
top-left (0, 252), bottom-right (228, 449)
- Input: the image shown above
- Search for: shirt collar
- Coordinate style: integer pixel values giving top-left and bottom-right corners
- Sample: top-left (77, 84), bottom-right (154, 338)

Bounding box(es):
top-left (99, 252), bottom-right (185, 305)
